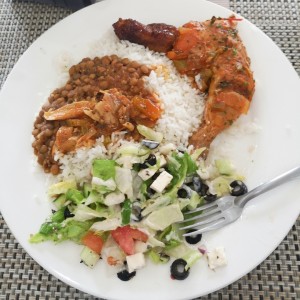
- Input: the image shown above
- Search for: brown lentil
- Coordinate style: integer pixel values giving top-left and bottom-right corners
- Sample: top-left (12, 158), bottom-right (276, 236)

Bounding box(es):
top-left (32, 54), bottom-right (153, 175)
top-left (140, 65), bottom-right (149, 74)
top-left (50, 164), bottom-right (60, 175)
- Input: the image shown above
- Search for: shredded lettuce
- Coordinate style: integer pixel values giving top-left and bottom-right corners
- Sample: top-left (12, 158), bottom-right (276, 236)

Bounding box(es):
top-left (210, 176), bottom-right (231, 196)
top-left (116, 144), bottom-right (150, 156)
top-left (51, 208), bottom-right (65, 223)
top-left (92, 159), bottom-right (116, 180)
top-left (215, 159), bottom-right (235, 176)
top-left (29, 219), bottom-right (94, 243)
top-left (84, 190), bottom-right (103, 205)
top-left (184, 152), bottom-right (198, 176)
top-left (137, 125), bottom-right (163, 142)
top-left (30, 129), bottom-right (243, 275)
top-left (104, 191), bottom-right (125, 206)
top-left (165, 223), bottom-right (183, 242)
top-left (182, 249), bottom-right (202, 270)
top-left (141, 195), bottom-right (171, 216)
top-left (147, 235), bottom-right (165, 248)
top-left (90, 217), bottom-right (121, 232)
top-left (147, 249), bottom-right (170, 264)
top-left (190, 147), bottom-right (206, 161)
top-left (165, 243), bottom-right (191, 258)
top-left (66, 188), bottom-right (85, 204)
top-left (73, 204), bottom-right (109, 221)
top-left (157, 223), bottom-right (183, 251)
top-left (115, 167), bottom-right (133, 198)
top-left (48, 180), bottom-right (77, 197)
top-left (187, 191), bottom-right (203, 211)
top-left (61, 220), bottom-right (95, 243)
top-left (166, 152), bottom-right (188, 192)
top-left (144, 204), bottom-right (184, 231)
top-left (92, 177), bottom-right (116, 194)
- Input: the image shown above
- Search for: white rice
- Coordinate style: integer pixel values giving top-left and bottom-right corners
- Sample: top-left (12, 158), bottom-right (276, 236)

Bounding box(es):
top-left (54, 137), bottom-right (108, 183)
top-left (89, 30), bottom-right (205, 145)
top-left (53, 30), bottom-right (206, 182)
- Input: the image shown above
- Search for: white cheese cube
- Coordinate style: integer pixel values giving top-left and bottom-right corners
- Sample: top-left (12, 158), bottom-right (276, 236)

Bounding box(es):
top-left (207, 246), bottom-right (227, 270)
top-left (150, 171), bottom-right (173, 193)
top-left (134, 241), bottom-right (148, 253)
top-left (138, 168), bottom-right (157, 181)
top-left (158, 155), bottom-right (167, 167)
top-left (126, 252), bottom-right (146, 273)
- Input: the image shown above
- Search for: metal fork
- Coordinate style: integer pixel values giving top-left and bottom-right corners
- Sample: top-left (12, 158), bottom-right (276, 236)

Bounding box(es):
top-left (179, 166), bottom-right (300, 237)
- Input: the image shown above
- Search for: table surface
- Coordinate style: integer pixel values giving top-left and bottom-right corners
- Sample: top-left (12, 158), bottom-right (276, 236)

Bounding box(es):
top-left (0, 0), bottom-right (299, 299)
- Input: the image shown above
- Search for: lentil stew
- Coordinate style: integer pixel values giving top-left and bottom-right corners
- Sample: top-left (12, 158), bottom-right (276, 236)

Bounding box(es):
top-left (32, 55), bottom-right (161, 175)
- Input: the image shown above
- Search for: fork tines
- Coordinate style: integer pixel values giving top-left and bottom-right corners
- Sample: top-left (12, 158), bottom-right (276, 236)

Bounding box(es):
top-left (178, 197), bottom-right (230, 236)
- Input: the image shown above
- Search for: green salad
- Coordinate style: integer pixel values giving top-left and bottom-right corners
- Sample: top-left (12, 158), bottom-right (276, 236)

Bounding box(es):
top-left (30, 125), bottom-right (243, 281)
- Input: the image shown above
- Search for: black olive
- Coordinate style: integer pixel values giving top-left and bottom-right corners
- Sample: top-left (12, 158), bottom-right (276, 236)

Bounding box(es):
top-left (64, 207), bottom-right (74, 219)
top-left (177, 185), bottom-right (191, 198)
top-left (185, 229), bottom-right (202, 245)
top-left (204, 193), bottom-right (217, 202)
top-left (230, 180), bottom-right (248, 196)
top-left (146, 186), bottom-right (155, 197)
top-left (139, 163), bottom-right (148, 170)
top-left (177, 146), bottom-right (186, 153)
top-left (199, 183), bottom-right (209, 196)
top-left (139, 154), bottom-right (157, 169)
top-left (117, 269), bottom-right (136, 281)
top-left (197, 182), bottom-right (217, 201)
top-left (177, 188), bottom-right (188, 198)
top-left (131, 203), bottom-right (143, 222)
top-left (146, 153), bottom-right (157, 165)
top-left (141, 139), bottom-right (160, 149)
top-left (170, 259), bottom-right (190, 280)
top-left (192, 176), bottom-right (202, 193)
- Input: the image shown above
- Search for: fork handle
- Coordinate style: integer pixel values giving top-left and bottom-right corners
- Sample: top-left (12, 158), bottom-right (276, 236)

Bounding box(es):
top-left (236, 166), bottom-right (300, 208)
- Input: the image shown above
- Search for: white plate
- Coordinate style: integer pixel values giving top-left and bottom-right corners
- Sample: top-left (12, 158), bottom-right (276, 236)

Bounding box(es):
top-left (0, 0), bottom-right (299, 299)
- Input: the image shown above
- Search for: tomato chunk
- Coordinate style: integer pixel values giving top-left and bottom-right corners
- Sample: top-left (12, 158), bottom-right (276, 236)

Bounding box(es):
top-left (111, 225), bottom-right (148, 255)
top-left (130, 96), bottom-right (161, 126)
top-left (82, 231), bottom-right (104, 254)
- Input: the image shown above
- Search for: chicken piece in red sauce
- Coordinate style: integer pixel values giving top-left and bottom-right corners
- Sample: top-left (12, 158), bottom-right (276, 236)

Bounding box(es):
top-left (113, 16), bottom-right (255, 152)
